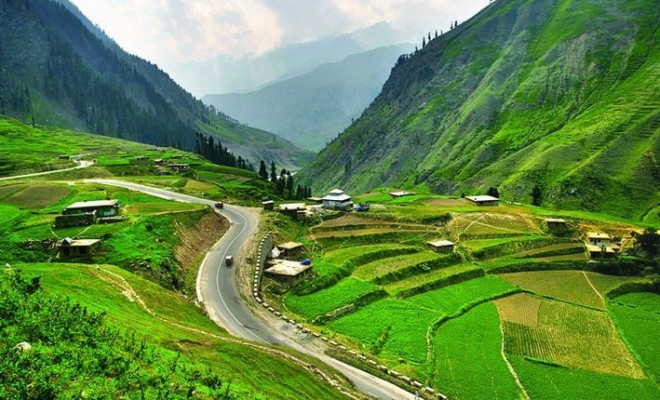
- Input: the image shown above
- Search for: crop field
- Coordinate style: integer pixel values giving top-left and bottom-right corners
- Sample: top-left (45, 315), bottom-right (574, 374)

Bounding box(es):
top-left (460, 235), bottom-right (542, 251)
top-left (610, 292), bottom-right (660, 379)
top-left (312, 214), bottom-right (390, 228)
top-left (322, 243), bottom-right (419, 266)
top-left (511, 242), bottom-right (583, 258)
top-left (329, 298), bottom-right (439, 363)
top-left (383, 264), bottom-right (481, 296)
top-left (500, 270), bottom-right (605, 309)
top-left (447, 212), bottom-right (541, 239)
top-left (408, 275), bottom-right (519, 314)
top-left (311, 227), bottom-right (432, 239)
top-left (284, 277), bottom-right (380, 319)
top-left (2, 184), bottom-right (73, 208)
top-left (585, 272), bottom-right (647, 297)
top-left (510, 355), bottom-right (659, 400)
top-left (495, 293), bottom-right (543, 327)
top-left (433, 302), bottom-right (522, 400)
top-left (498, 297), bottom-right (644, 378)
top-left (352, 251), bottom-right (441, 281)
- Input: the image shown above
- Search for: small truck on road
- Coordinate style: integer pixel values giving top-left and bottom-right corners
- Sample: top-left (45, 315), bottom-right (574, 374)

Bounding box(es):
top-left (225, 255), bottom-right (234, 266)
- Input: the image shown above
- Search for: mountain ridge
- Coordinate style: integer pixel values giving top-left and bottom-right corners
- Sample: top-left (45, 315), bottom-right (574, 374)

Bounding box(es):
top-left (298, 0), bottom-right (660, 221)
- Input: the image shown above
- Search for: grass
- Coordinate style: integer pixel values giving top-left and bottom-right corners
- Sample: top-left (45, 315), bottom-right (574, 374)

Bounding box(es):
top-left (510, 355), bottom-right (659, 400)
top-left (329, 298), bottom-right (439, 363)
top-left (284, 277), bottom-right (381, 319)
top-left (383, 264), bottom-right (480, 296)
top-left (433, 302), bottom-right (522, 400)
top-left (16, 263), bottom-right (351, 399)
top-left (610, 292), bottom-right (660, 380)
top-left (353, 251), bottom-right (440, 281)
top-left (407, 275), bottom-right (519, 314)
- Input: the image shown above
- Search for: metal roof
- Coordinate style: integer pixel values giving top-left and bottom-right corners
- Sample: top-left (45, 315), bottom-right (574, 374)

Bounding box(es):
top-left (265, 259), bottom-right (312, 276)
top-left (466, 195), bottom-right (499, 202)
top-left (427, 240), bottom-right (455, 247)
top-left (66, 199), bottom-right (119, 209)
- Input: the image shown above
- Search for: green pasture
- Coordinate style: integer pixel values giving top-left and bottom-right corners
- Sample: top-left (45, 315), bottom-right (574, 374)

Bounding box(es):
top-left (284, 277), bottom-right (380, 319)
top-left (353, 251), bottom-right (440, 281)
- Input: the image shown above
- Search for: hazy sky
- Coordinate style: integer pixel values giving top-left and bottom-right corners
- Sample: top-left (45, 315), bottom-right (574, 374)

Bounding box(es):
top-left (70, 0), bottom-right (488, 66)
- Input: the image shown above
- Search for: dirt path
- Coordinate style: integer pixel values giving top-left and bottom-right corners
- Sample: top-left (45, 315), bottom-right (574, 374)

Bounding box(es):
top-left (582, 271), bottom-right (605, 305)
top-left (499, 321), bottom-right (531, 400)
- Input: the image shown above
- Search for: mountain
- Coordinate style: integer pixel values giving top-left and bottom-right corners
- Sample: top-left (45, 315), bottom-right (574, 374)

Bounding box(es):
top-left (298, 0), bottom-right (660, 221)
top-left (170, 22), bottom-right (405, 96)
top-left (0, 0), bottom-right (312, 169)
top-left (204, 44), bottom-right (411, 151)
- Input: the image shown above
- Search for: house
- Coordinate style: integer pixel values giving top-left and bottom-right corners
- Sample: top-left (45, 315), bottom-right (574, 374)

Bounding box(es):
top-left (55, 210), bottom-right (97, 228)
top-left (264, 259), bottom-right (313, 286)
top-left (427, 240), bottom-right (456, 253)
top-left (277, 242), bottom-right (304, 257)
top-left (322, 189), bottom-right (353, 210)
top-left (546, 218), bottom-right (567, 231)
top-left (390, 191), bottom-right (415, 198)
top-left (59, 238), bottom-right (101, 257)
top-left (586, 232), bottom-right (612, 246)
top-left (466, 195), bottom-right (499, 206)
top-left (169, 163), bottom-right (190, 172)
top-left (585, 232), bottom-right (618, 259)
top-left (262, 200), bottom-right (275, 211)
top-left (63, 199), bottom-right (120, 217)
top-left (279, 203), bottom-right (307, 219)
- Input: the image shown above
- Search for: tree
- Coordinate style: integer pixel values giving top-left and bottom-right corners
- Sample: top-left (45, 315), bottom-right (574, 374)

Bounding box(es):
top-left (636, 227), bottom-right (659, 257)
top-left (270, 161), bottom-right (277, 182)
top-left (487, 186), bottom-right (500, 198)
top-left (258, 160), bottom-right (268, 180)
top-left (531, 185), bottom-right (542, 206)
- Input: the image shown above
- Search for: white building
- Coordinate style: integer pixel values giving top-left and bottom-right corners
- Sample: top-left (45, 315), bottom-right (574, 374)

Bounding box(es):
top-left (322, 189), bottom-right (353, 210)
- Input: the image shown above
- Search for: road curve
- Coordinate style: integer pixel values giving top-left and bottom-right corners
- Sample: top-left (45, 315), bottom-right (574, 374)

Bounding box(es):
top-left (87, 179), bottom-right (416, 400)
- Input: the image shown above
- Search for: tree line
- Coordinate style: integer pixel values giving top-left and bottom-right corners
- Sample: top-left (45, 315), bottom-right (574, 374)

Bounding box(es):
top-left (258, 160), bottom-right (312, 200)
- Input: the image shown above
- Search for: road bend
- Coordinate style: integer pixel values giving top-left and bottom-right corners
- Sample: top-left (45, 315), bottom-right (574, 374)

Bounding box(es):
top-left (87, 179), bottom-right (416, 400)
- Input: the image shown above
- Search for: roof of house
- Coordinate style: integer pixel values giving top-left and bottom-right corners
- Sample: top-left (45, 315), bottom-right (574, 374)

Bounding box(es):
top-left (466, 195), bottom-right (499, 202)
top-left (61, 238), bottom-right (101, 247)
top-left (587, 232), bottom-right (612, 240)
top-left (585, 244), bottom-right (616, 254)
top-left (390, 191), bottom-right (415, 197)
top-left (323, 189), bottom-right (351, 202)
top-left (66, 199), bottom-right (119, 210)
top-left (546, 218), bottom-right (566, 223)
top-left (265, 259), bottom-right (312, 277)
top-left (278, 242), bottom-right (304, 251)
top-left (279, 203), bottom-right (306, 211)
top-left (262, 200), bottom-right (275, 205)
top-left (427, 240), bottom-right (455, 248)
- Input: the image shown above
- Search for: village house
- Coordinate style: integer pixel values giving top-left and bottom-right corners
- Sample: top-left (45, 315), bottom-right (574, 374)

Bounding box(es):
top-left (546, 218), bottom-right (568, 231)
top-left (427, 240), bottom-right (456, 254)
top-left (277, 242), bottom-right (304, 257)
top-left (264, 259), bottom-right (313, 287)
top-left (322, 189), bottom-right (353, 210)
top-left (59, 238), bottom-right (101, 257)
top-left (585, 232), bottom-right (617, 259)
top-left (63, 199), bottom-right (120, 217)
top-left (262, 200), bottom-right (275, 211)
top-left (390, 191), bottom-right (415, 199)
top-left (168, 163), bottom-right (190, 172)
top-left (279, 203), bottom-right (307, 219)
top-left (466, 195), bottom-right (499, 206)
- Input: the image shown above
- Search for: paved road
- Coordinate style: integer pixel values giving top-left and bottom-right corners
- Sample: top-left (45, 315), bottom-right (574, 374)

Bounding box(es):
top-left (87, 179), bottom-right (416, 400)
top-left (0, 160), bottom-right (93, 181)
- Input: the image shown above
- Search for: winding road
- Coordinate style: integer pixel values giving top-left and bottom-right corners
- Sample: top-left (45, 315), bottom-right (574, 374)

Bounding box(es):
top-left (87, 179), bottom-right (416, 400)
top-left (0, 159), bottom-right (94, 181)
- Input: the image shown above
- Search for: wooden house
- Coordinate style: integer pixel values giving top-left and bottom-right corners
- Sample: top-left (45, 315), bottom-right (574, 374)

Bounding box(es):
top-left (427, 240), bottom-right (456, 253)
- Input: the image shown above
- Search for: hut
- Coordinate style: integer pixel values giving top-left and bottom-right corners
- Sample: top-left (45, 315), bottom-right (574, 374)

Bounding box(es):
top-left (427, 240), bottom-right (456, 253)
top-left (277, 242), bottom-right (304, 257)
top-left (63, 199), bottom-right (120, 217)
top-left (262, 200), bottom-right (275, 211)
top-left (279, 203), bottom-right (307, 219)
top-left (466, 195), bottom-right (499, 206)
top-left (264, 259), bottom-right (313, 286)
top-left (59, 238), bottom-right (101, 257)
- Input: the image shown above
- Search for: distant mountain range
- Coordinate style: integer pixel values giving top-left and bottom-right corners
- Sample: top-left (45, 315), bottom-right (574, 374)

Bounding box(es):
top-left (203, 44), bottom-right (411, 151)
top-left (298, 0), bottom-right (660, 221)
top-left (169, 22), bottom-right (406, 96)
top-left (0, 0), bottom-right (312, 169)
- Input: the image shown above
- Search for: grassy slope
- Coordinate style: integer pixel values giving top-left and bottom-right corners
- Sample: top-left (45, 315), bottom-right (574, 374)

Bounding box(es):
top-left (16, 263), bottom-right (350, 399)
top-left (298, 0), bottom-right (659, 221)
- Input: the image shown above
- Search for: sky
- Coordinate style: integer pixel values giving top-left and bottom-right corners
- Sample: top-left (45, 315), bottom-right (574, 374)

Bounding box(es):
top-left (69, 0), bottom-right (489, 67)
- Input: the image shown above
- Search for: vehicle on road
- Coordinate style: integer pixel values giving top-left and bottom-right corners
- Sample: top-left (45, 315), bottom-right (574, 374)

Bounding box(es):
top-left (225, 255), bottom-right (234, 266)
top-left (215, 202), bottom-right (224, 209)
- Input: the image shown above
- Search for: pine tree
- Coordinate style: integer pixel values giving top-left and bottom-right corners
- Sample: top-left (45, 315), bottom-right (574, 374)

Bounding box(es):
top-left (258, 160), bottom-right (268, 180)
top-left (270, 162), bottom-right (277, 182)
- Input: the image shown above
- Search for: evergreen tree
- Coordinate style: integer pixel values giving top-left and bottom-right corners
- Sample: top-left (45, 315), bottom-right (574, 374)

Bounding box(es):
top-left (270, 161), bottom-right (277, 182)
top-left (258, 160), bottom-right (268, 180)
top-left (636, 227), bottom-right (659, 257)
top-left (487, 187), bottom-right (500, 198)
top-left (531, 185), bottom-right (543, 206)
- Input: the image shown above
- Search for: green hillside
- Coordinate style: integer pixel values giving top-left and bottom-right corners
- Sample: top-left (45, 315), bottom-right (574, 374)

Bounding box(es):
top-left (298, 0), bottom-right (659, 221)
top-left (0, 0), bottom-right (312, 169)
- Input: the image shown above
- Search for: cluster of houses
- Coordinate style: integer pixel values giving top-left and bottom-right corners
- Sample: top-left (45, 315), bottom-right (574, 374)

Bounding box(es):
top-left (263, 241), bottom-right (313, 286)
top-left (53, 199), bottom-right (122, 258)
top-left (268, 188), bottom-right (355, 220)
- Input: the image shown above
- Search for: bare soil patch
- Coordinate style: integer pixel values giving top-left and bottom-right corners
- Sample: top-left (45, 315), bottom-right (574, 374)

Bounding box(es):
top-left (175, 210), bottom-right (229, 273)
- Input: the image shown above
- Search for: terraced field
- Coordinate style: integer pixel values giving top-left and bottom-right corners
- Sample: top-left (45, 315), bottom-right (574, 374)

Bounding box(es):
top-left (272, 196), bottom-right (657, 398)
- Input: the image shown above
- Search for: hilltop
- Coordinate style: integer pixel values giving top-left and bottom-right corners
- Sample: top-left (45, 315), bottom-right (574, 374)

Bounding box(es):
top-left (0, 0), bottom-right (312, 169)
top-left (298, 0), bottom-right (659, 221)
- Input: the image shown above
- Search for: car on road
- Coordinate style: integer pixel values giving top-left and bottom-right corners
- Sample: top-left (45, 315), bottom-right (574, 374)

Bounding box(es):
top-left (215, 202), bottom-right (224, 209)
top-left (225, 255), bottom-right (234, 266)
